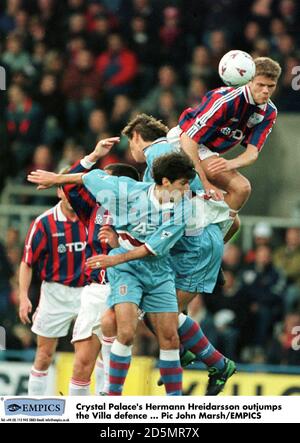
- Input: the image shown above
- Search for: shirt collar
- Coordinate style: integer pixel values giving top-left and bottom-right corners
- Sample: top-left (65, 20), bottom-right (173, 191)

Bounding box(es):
top-left (243, 85), bottom-right (256, 105)
top-left (144, 137), bottom-right (168, 156)
top-left (53, 202), bottom-right (66, 221)
top-left (243, 85), bottom-right (268, 111)
top-left (54, 202), bottom-right (78, 222)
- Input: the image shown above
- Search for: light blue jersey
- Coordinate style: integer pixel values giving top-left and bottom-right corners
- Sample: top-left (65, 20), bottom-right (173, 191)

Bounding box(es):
top-left (143, 138), bottom-right (204, 193)
top-left (82, 169), bottom-right (190, 257)
top-left (82, 169), bottom-right (191, 311)
top-left (143, 138), bottom-right (224, 294)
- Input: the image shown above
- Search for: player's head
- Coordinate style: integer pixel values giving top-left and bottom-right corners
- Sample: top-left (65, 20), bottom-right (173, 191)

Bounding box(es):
top-left (248, 57), bottom-right (282, 104)
top-left (152, 152), bottom-right (196, 196)
top-left (104, 163), bottom-right (140, 181)
top-left (122, 114), bottom-right (168, 163)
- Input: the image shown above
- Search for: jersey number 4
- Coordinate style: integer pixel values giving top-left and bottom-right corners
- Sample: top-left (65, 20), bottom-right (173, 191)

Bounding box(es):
top-left (131, 222), bottom-right (157, 235)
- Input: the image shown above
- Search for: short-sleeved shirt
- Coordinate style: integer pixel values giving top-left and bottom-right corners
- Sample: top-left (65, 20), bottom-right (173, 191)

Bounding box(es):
top-left (22, 202), bottom-right (87, 287)
top-left (82, 169), bottom-right (191, 258)
top-left (179, 85), bottom-right (277, 154)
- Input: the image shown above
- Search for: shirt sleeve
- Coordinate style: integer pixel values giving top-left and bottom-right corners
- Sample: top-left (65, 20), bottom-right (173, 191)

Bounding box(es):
top-left (63, 160), bottom-right (97, 226)
top-left (145, 222), bottom-right (186, 256)
top-left (82, 169), bottom-right (119, 201)
top-left (22, 219), bottom-right (47, 266)
top-left (244, 114), bottom-right (277, 152)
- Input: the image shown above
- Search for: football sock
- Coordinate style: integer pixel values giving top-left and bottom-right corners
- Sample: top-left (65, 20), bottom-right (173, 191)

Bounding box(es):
top-left (109, 340), bottom-right (132, 396)
top-left (95, 356), bottom-right (105, 394)
top-left (28, 367), bottom-right (49, 395)
top-left (101, 335), bottom-right (115, 394)
top-left (158, 349), bottom-right (182, 396)
top-left (69, 378), bottom-right (90, 396)
top-left (178, 314), bottom-right (225, 370)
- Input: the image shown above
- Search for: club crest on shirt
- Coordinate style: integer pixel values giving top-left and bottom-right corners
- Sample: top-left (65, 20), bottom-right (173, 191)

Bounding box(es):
top-left (119, 285), bottom-right (128, 296)
top-left (161, 230), bottom-right (172, 239)
top-left (95, 208), bottom-right (105, 225)
top-left (220, 127), bottom-right (232, 136)
top-left (95, 214), bottom-right (103, 225)
top-left (247, 112), bottom-right (264, 128)
top-left (57, 244), bottom-right (67, 254)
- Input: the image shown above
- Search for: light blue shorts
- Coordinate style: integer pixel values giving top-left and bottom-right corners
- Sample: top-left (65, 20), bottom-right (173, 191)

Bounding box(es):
top-left (107, 247), bottom-right (178, 313)
top-left (170, 224), bottom-right (223, 294)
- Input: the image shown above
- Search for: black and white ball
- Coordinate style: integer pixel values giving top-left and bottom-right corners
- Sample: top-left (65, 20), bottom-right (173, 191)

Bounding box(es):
top-left (218, 50), bottom-right (256, 87)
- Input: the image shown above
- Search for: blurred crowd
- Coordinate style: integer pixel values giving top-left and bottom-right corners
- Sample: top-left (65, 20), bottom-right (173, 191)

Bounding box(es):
top-left (0, 0), bottom-right (300, 365)
top-left (0, 0), bottom-right (300, 190)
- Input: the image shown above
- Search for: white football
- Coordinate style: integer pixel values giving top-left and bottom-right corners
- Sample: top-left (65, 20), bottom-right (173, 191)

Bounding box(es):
top-left (218, 50), bottom-right (256, 87)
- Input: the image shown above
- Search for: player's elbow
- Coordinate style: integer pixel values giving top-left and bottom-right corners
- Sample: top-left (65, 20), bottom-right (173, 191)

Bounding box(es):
top-left (247, 146), bottom-right (259, 164)
top-left (251, 150), bottom-right (259, 163)
top-left (240, 178), bottom-right (252, 200)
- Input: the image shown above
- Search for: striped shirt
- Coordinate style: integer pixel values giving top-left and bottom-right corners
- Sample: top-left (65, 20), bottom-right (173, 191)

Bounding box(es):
top-left (179, 85), bottom-right (277, 154)
top-left (63, 160), bottom-right (110, 284)
top-left (22, 202), bottom-right (87, 287)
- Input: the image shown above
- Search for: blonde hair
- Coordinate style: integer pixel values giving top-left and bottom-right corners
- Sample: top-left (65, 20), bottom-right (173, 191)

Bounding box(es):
top-left (254, 57), bottom-right (282, 82)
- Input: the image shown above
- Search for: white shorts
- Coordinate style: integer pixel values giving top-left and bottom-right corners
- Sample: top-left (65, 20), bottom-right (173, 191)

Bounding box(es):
top-left (166, 126), bottom-right (182, 152)
top-left (167, 126), bottom-right (219, 161)
top-left (72, 283), bottom-right (111, 343)
top-left (198, 144), bottom-right (219, 161)
top-left (32, 281), bottom-right (82, 338)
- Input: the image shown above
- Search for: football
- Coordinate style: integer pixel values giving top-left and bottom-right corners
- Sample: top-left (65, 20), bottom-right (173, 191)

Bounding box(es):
top-left (218, 50), bottom-right (256, 87)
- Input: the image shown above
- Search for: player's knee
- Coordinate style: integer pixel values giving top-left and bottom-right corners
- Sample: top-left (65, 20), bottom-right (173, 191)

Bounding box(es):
top-left (238, 178), bottom-right (252, 200)
top-left (228, 177), bottom-right (252, 204)
top-left (159, 330), bottom-right (180, 350)
top-left (35, 347), bottom-right (55, 369)
top-left (101, 310), bottom-right (117, 337)
top-left (118, 327), bottom-right (135, 346)
top-left (73, 357), bottom-right (93, 380)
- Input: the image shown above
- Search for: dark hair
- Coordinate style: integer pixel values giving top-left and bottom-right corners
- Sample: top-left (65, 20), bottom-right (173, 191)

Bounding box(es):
top-left (122, 114), bottom-right (168, 142)
top-left (152, 153), bottom-right (196, 185)
top-left (104, 163), bottom-right (140, 181)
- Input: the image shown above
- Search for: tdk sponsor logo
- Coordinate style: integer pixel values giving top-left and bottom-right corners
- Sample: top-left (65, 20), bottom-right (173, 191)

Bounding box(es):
top-left (57, 241), bottom-right (86, 253)
top-left (4, 399), bottom-right (65, 416)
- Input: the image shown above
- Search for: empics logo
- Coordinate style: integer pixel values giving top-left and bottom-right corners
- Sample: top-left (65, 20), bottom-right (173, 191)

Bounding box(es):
top-left (7, 404), bottom-right (21, 413)
top-left (4, 399), bottom-right (65, 416)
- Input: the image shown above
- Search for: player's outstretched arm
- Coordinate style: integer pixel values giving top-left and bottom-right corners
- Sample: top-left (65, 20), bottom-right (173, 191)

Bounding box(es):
top-left (27, 170), bottom-right (84, 189)
top-left (85, 137), bottom-right (120, 163)
top-left (207, 144), bottom-right (259, 174)
top-left (180, 133), bottom-right (224, 201)
top-left (86, 245), bottom-right (150, 269)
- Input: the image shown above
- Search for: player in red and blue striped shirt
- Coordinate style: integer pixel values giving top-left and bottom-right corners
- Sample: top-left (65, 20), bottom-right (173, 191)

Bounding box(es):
top-left (22, 202), bottom-right (87, 287)
top-left (19, 186), bottom-right (87, 396)
top-left (62, 138), bottom-right (140, 396)
top-left (170, 57), bottom-right (282, 241)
